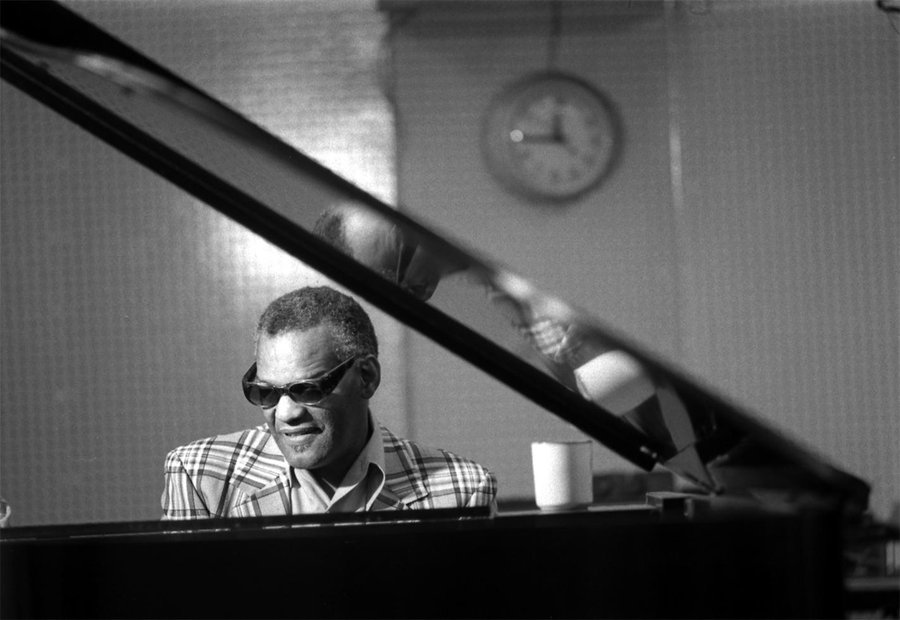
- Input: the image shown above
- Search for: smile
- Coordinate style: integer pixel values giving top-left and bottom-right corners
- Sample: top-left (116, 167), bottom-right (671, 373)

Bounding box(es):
top-left (282, 427), bottom-right (321, 439)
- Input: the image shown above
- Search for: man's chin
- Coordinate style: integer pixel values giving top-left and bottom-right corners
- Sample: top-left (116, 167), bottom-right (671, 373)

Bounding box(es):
top-left (285, 454), bottom-right (325, 472)
top-left (277, 438), bottom-right (325, 469)
top-left (404, 283), bottom-right (436, 301)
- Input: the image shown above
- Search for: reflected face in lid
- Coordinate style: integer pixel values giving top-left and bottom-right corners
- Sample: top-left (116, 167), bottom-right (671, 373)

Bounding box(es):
top-left (341, 208), bottom-right (443, 301)
top-left (342, 209), bottom-right (403, 278)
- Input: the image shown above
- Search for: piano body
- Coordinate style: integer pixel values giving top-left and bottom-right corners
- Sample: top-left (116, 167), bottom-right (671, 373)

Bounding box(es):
top-left (0, 3), bottom-right (893, 618)
top-left (1, 505), bottom-right (845, 619)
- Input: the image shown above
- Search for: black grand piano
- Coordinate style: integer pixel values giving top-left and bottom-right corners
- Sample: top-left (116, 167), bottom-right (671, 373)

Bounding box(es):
top-left (0, 3), bottom-right (894, 618)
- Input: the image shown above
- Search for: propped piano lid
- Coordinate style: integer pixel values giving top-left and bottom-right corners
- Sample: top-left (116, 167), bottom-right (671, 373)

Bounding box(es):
top-left (0, 1), bottom-right (869, 515)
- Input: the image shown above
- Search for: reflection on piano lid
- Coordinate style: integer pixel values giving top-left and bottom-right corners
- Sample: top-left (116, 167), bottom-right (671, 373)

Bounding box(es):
top-left (0, 0), bottom-right (870, 516)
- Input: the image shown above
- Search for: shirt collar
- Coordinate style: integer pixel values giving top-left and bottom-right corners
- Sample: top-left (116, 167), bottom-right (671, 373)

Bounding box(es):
top-left (335, 412), bottom-right (385, 490)
top-left (287, 412), bottom-right (386, 511)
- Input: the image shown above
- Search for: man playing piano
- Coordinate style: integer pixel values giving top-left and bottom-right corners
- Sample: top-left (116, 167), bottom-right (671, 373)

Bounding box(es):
top-left (161, 286), bottom-right (496, 518)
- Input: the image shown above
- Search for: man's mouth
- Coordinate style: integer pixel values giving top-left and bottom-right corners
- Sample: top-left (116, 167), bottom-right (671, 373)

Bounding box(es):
top-left (282, 426), bottom-right (321, 439)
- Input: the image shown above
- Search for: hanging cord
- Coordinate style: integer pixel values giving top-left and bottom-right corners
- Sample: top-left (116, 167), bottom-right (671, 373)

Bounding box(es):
top-left (547, 0), bottom-right (562, 71)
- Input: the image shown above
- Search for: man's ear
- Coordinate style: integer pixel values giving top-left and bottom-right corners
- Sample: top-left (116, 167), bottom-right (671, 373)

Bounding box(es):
top-left (357, 355), bottom-right (381, 399)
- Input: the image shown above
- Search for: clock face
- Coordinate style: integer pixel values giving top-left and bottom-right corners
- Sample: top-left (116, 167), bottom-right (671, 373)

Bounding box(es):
top-left (482, 73), bottom-right (621, 203)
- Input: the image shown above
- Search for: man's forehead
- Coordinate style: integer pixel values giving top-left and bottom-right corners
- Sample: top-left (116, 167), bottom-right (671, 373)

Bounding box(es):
top-left (257, 325), bottom-right (337, 356)
top-left (255, 325), bottom-right (342, 381)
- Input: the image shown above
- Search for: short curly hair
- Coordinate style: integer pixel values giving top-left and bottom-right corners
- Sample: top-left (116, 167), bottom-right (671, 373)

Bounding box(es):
top-left (255, 286), bottom-right (378, 359)
top-left (312, 205), bottom-right (353, 256)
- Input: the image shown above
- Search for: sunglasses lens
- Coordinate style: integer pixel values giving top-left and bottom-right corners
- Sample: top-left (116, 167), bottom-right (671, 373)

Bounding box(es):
top-left (288, 384), bottom-right (323, 405)
top-left (243, 383), bottom-right (278, 408)
top-left (242, 358), bottom-right (356, 408)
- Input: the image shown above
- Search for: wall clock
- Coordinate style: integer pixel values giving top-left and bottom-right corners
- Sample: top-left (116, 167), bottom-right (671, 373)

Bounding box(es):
top-left (481, 72), bottom-right (622, 204)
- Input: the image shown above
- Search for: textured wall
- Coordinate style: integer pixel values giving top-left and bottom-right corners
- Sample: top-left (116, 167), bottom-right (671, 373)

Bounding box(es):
top-left (388, 1), bottom-right (683, 500)
top-left (387, 0), bottom-right (899, 516)
top-left (0, 0), bottom-right (396, 525)
top-left (1, 0), bottom-right (897, 525)
top-left (669, 0), bottom-right (899, 519)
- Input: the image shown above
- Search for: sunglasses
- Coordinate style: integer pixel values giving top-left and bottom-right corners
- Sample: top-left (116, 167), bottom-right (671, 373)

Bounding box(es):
top-left (394, 237), bottom-right (416, 287)
top-left (241, 357), bottom-right (357, 407)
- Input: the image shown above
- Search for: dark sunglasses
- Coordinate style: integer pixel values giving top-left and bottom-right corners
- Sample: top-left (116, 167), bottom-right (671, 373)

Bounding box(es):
top-left (241, 357), bottom-right (357, 407)
top-left (395, 237), bottom-right (416, 286)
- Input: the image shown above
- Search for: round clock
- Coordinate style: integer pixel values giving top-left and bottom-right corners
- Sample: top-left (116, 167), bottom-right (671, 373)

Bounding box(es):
top-left (481, 72), bottom-right (622, 203)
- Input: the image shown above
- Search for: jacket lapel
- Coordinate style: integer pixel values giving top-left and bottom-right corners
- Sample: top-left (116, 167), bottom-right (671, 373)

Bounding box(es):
top-left (370, 486), bottom-right (406, 510)
top-left (232, 424), bottom-right (432, 514)
top-left (378, 425), bottom-right (431, 510)
top-left (234, 470), bottom-right (292, 517)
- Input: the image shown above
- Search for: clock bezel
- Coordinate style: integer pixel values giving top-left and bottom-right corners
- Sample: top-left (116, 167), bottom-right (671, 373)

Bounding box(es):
top-left (481, 71), bottom-right (623, 204)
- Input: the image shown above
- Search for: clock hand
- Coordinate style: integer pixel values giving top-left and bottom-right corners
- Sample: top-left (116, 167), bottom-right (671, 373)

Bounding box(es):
top-left (515, 131), bottom-right (558, 144)
top-left (551, 109), bottom-right (583, 157)
top-left (551, 110), bottom-right (564, 143)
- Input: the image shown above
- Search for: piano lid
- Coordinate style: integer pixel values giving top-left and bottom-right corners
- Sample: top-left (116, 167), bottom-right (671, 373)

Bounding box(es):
top-left (0, 1), bottom-right (870, 515)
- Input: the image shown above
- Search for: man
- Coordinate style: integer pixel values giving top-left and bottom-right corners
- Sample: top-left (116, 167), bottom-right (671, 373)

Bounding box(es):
top-left (162, 286), bottom-right (496, 518)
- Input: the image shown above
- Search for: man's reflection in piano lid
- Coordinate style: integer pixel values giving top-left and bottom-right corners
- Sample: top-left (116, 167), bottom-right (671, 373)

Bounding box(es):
top-left (0, 497), bottom-right (11, 528)
top-left (313, 201), bottom-right (719, 492)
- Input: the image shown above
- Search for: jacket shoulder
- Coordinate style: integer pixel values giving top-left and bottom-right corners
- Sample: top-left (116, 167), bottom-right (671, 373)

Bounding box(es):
top-left (380, 426), bottom-right (496, 506)
top-left (165, 426), bottom-right (283, 489)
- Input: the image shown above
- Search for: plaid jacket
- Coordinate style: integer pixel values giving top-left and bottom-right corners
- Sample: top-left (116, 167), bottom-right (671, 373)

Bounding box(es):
top-left (162, 424), bottom-right (497, 519)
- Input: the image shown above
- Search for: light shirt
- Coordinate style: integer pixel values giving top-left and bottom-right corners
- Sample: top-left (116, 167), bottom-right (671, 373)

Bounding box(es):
top-left (289, 417), bottom-right (386, 513)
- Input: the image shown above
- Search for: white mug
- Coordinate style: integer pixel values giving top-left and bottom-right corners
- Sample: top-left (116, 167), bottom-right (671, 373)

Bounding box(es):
top-left (531, 440), bottom-right (593, 511)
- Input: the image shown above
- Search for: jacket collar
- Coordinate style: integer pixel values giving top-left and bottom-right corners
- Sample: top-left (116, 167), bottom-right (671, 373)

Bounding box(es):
top-left (235, 421), bottom-right (429, 516)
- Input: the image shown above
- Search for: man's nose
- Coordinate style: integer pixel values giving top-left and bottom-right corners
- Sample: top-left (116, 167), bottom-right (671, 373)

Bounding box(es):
top-left (273, 394), bottom-right (308, 423)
